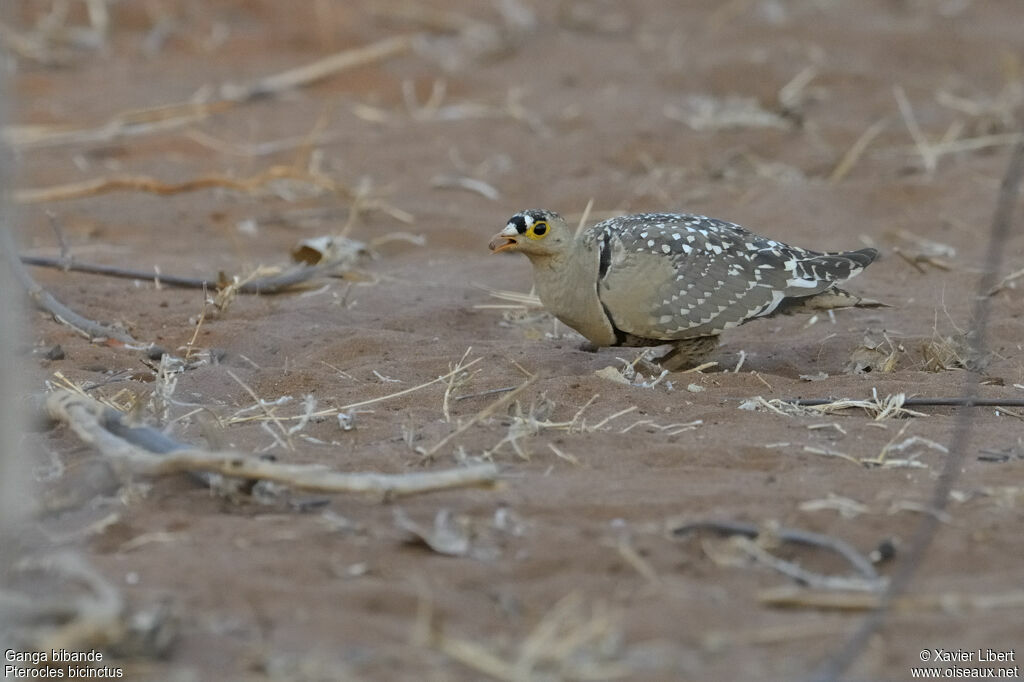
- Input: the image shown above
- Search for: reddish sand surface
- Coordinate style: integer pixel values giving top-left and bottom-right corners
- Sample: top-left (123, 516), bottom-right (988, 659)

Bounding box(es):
top-left (6, 1), bottom-right (1024, 680)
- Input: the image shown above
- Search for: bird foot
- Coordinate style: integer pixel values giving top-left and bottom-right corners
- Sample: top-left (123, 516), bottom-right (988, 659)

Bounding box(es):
top-left (657, 336), bottom-right (720, 371)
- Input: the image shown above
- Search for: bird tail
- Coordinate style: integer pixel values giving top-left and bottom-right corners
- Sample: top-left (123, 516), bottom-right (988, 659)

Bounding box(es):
top-left (801, 247), bottom-right (879, 282)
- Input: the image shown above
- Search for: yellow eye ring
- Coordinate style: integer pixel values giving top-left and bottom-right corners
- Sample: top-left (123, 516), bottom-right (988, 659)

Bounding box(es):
top-left (527, 221), bottom-right (549, 240)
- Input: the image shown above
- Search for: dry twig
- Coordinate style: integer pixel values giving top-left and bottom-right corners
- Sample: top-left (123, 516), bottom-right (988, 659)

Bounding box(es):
top-left (219, 35), bottom-right (414, 101)
top-left (740, 392), bottom-right (927, 419)
top-left (19, 255), bottom-right (340, 294)
top-left (829, 118), bottom-right (888, 184)
top-left (46, 390), bottom-right (498, 498)
top-left (422, 378), bottom-right (536, 460)
top-left (672, 520), bottom-right (880, 584)
top-left (13, 166), bottom-right (347, 204)
top-left (0, 226), bottom-right (139, 345)
top-left (761, 586), bottom-right (1024, 613)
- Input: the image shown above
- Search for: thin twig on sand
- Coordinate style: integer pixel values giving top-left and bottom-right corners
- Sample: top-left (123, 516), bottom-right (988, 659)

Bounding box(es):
top-left (20, 255), bottom-right (341, 294)
top-left (219, 35), bottom-right (414, 101)
top-left (2, 100), bottom-right (233, 149)
top-left (740, 392), bottom-right (927, 419)
top-left (672, 519), bottom-right (882, 587)
top-left (787, 396), bottom-right (1024, 409)
top-left (893, 85), bottom-right (937, 174)
top-left (760, 586), bottom-right (1024, 613)
top-left (829, 118), bottom-right (887, 184)
top-left (1, 226), bottom-right (139, 345)
top-left (13, 166), bottom-right (348, 204)
top-left (46, 390), bottom-right (499, 498)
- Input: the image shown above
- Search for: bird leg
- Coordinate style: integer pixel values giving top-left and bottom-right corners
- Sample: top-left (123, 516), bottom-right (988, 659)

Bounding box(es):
top-left (774, 287), bottom-right (889, 316)
top-left (658, 336), bottom-right (720, 371)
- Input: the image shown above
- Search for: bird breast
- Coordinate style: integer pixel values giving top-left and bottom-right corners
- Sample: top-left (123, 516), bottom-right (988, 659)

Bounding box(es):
top-left (529, 246), bottom-right (619, 347)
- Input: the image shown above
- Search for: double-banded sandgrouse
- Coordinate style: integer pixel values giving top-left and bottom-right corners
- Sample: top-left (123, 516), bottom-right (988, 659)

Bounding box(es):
top-left (489, 209), bottom-right (881, 370)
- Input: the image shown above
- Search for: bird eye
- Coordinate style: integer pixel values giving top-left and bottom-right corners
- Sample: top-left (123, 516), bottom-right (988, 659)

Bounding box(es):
top-left (529, 221), bottom-right (549, 239)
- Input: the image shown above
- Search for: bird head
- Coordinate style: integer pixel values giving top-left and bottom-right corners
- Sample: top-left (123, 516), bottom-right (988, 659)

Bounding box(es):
top-left (489, 209), bottom-right (571, 258)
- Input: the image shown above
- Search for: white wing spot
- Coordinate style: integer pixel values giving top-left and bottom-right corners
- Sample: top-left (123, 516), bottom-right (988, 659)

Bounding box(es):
top-left (672, 233), bottom-right (681, 240)
top-left (661, 244), bottom-right (671, 254)
top-left (647, 240), bottom-right (656, 247)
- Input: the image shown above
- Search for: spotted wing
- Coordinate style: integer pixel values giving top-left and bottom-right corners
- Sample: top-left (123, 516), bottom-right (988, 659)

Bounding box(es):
top-left (587, 213), bottom-right (875, 340)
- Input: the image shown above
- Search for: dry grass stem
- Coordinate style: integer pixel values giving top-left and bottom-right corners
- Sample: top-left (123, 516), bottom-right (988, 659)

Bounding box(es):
top-left (988, 265), bottom-right (1024, 295)
top-left (778, 65), bottom-right (818, 112)
top-left (476, 285), bottom-right (543, 308)
top-left (682, 361), bottom-right (718, 374)
top-left (829, 118), bottom-right (888, 184)
top-left (574, 198), bottom-right (595, 238)
top-left (585, 406), bottom-right (638, 431)
top-left (225, 370), bottom-right (293, 450)
top-left (230, 359), bottom-right (485, 427)
top-left (2, 101), bottom-right (233, 149)
top-left (219, 35), bottom-right (413, 101)
top-left (337, 357), bottom-right (483, 414)
top-left (423, 378), bottom-right (536, 460)
top-left (799, 495), bottom-right (870, 519)
top-left (915, 132), bottom-right (1023, 158)
top-left (443, 347), bottom-right (476, 422)
top-left (741, 392), bottom-right (927, 420)
top-left (615, 539), bottom-right (661, 585)
top-left (893, 85), bottom-right (937, 174)
top-left (431, 175), bottom-right (501, 200)
top-left (14, 166), bottom-right (348, 204)
top-left (185, 128), bottom-right (345, 157)
top-left (802, 446), bottom-right (861, 466)
top-left (732, 350), bottom-right (747, 373)
top-left (666, 94), bottom-right (791, 131)
top-left (546, 443), bottom-right (579, 465)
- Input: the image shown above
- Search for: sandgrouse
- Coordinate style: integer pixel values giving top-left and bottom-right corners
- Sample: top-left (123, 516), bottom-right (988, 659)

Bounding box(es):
top-left (489, 209), bottom-right (881, 370)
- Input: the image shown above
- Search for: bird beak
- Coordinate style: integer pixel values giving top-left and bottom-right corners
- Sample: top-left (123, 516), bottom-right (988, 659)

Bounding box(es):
top-left (488, 224), bottom-right (520, 253)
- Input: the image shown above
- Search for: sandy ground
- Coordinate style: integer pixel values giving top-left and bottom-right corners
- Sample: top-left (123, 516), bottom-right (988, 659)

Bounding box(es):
top-left (5, 1), bottom-right (1024, 680)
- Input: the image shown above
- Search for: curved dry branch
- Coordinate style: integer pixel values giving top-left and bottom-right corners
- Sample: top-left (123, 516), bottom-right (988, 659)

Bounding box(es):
top-left (46, 390), bottom-right (499, 499)
top-left (0, 226), bottom-right (138, 344)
